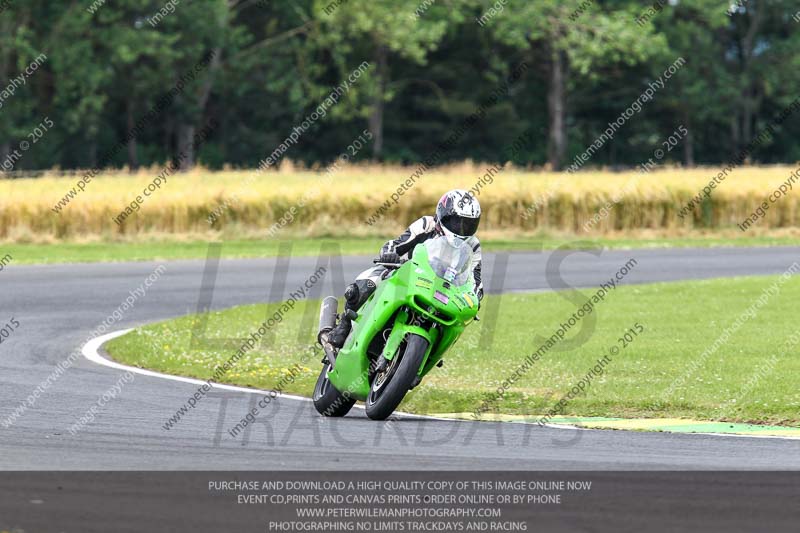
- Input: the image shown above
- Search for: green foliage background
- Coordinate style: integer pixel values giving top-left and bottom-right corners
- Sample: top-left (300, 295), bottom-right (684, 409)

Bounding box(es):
top-left (1, 0), bottom-right (799, 171)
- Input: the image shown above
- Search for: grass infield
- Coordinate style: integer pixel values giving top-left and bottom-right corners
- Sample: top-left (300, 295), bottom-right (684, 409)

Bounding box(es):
top-left (6, 233), bottom-right (800, 264)
top-left (105, 274), bottom-right (800, 427)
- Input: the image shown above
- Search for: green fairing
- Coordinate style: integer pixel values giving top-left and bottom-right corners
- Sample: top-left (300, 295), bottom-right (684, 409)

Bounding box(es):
top-left (327, 243), bottom-right (479, 401)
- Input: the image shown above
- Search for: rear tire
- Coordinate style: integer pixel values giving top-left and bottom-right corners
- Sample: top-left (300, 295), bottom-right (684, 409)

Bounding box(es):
top-left (313, 364), bottom-right (356, 417)
top-left (365, 334), bottom-right (428, 421)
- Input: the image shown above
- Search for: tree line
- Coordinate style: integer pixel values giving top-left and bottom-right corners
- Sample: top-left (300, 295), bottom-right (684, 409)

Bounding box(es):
top-left (1, 0), bottom-right (799, 173)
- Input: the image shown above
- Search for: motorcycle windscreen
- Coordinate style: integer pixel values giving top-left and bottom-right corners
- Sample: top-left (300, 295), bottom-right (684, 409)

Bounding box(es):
top-left (424, 236), bottom-right (473, 286)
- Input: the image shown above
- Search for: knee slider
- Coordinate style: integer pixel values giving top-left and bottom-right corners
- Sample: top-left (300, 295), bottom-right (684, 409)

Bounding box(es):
top-left (344, 283), bottom-right (360, 307)
top-left (353, 279), bottom-right (376, 308)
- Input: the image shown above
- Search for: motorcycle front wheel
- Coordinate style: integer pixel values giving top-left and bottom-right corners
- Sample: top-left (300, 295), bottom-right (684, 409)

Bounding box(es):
top-left (365, 334), bottom-right (428, 421)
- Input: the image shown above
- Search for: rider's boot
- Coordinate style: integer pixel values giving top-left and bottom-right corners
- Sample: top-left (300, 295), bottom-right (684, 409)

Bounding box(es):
top-left (328, 308), bottom-right (355, 348)
top-left (329, 280), bottom-right (376, 348)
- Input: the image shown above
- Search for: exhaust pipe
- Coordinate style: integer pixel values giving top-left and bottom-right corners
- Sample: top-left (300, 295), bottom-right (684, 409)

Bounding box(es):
top-left (317, 296), bottom-right (339, 366)
top-left (317, 296), bottom-right (338, 343)
top-left (318, 296), bottom-right (338, 335)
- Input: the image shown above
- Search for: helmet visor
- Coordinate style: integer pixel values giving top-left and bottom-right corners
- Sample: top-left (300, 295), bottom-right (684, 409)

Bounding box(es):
top-left (440, 213), bottom-right (480, 237)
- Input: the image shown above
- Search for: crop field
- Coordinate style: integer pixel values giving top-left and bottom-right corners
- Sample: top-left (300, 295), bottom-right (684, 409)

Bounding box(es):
top-left (2, 163), bottom-right (800, 242)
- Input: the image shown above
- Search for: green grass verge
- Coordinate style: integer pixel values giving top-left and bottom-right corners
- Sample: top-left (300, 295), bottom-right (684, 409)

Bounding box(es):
top-left (105, 274), bottom-right (800, 426)
top-left (6, 234), bottom-right (800, 264)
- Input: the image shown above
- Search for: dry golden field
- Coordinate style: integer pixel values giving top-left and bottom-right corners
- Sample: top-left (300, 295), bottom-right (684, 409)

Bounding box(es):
top-left (2, 162), bottom-right (799, 242)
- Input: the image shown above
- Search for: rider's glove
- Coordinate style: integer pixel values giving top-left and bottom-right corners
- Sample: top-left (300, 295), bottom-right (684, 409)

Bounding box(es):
top-left (379, 251), bottom-right (402, 265)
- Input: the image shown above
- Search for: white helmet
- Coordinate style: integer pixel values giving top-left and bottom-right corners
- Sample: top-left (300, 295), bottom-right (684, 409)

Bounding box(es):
top-left (435, 189), bottom-right (481, 241)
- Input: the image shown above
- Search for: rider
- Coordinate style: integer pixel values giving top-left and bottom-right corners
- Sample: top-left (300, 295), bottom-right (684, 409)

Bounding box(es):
top-left (328, 189), bottom-right (483, 349)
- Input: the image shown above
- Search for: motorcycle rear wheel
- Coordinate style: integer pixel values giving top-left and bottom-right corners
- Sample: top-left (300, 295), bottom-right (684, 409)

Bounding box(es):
top-left (313, 364), bottom-right (356, 417)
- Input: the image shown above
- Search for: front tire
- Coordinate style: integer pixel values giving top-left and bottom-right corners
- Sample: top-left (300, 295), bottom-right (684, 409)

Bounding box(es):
top-left (313, 364), bottom-right (356, 417)
top-left (365, 334), bottom-right (428, 421)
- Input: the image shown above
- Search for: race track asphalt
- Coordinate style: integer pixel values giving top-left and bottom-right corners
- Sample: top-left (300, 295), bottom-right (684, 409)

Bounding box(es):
top-left (1, 246), bottom-right (799, 470)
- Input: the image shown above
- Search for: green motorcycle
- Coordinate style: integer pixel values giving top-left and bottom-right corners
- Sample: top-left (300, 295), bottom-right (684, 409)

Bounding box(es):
top-left (313, 235), bottom-right (480, 420)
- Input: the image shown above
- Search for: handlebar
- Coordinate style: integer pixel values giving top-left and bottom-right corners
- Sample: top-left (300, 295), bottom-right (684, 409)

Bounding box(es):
top-left (373, 260), bottom-right (406, 268)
